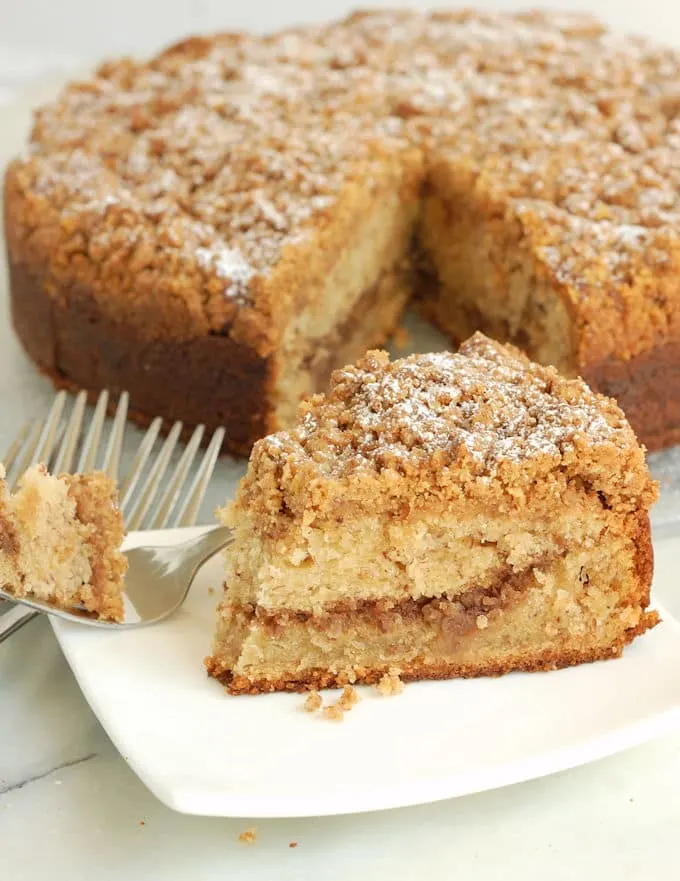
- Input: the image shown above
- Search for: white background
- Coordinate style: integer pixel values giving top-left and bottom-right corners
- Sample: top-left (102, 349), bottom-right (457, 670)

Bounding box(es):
top-left (2, 0), bottom-right (680, 56)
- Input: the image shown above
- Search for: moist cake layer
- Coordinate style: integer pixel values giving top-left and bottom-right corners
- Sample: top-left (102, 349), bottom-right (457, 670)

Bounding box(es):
top-left (416, 167), bottom-right (574, 374)
top-left (208, 524), bottom-right (656, 693)
top-left (8, 10), bottom-right (680, 452)
top-left (207, 335), bottom-right (658, 694)
top-left (298, 264), bottom-right (413, 393)
top-left (222, 507), bottom-right (634, 613)
top-left (0, 465), bottom-right (127, 621)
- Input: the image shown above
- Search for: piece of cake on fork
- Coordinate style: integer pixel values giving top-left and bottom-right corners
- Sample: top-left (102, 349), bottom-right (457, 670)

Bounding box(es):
top-left (206, 333), bottom-right (659, 694)
top-left (0, 464), bottom-right (127, 621)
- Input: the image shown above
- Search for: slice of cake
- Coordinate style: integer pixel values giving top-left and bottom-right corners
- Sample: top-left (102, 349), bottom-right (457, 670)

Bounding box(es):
top-left (0, 464), bottom-right (127, 621)
top-left (206, 333), bottom-right (659, 694)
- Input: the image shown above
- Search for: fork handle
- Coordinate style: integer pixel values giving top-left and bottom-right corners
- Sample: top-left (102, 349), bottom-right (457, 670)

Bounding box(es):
top-left (0, 602), bottom-right (39, 644)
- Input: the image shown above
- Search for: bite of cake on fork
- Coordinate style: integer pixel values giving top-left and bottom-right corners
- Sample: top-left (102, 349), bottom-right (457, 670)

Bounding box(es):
top-left (0, 388), bottom-right (228, 634)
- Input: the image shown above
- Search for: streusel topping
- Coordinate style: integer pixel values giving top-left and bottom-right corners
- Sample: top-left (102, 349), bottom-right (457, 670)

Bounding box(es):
top-left (237, 334), bottom-right (656, 525)
top-left (9, 8), bottom-right (680, 324)
top-left (282, 333), bottom-right (630, 476)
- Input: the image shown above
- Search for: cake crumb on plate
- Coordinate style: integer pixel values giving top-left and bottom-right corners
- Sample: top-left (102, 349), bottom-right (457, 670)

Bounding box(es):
top-left (376, 669), bottom-right (405, 696)
top-left (322, 704), bottom-right (345, 722)
top-left (303, 686), bottom-right (358, 719)
top-left (239, 827), bottom-right (257, 845)
top-left (302, 691), bottom-right (322, 713)
top-left (337, 685), bottom-right (360, 710)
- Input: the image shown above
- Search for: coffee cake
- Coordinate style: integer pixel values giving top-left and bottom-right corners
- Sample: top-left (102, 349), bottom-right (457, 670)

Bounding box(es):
top-left (0, 464), bottom-right (127, 621)
top-left (206, 334), bottom-right (658, 694)
top-left (7, 10), bottom-right (680, 452)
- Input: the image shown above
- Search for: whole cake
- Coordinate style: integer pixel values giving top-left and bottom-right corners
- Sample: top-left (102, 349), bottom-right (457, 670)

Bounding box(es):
top-left (206, 334), bottom-right (658, 694)
top-left (6, 10), bottom-right (680, 453)
top-left (0, 464), bottom-right (127, 621)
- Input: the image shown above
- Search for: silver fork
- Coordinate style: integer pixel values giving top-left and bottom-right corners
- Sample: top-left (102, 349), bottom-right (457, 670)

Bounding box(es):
top-left (0, 390), bottom-right (231, 640)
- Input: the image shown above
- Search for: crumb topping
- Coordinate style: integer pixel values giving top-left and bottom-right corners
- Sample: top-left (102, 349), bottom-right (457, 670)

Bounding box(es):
top-left (9, 8), bottom-right (680, 332)
top-left (239, 334), bottom-right (657, 522)
top-left (272, 334), bottom-right (630, 473)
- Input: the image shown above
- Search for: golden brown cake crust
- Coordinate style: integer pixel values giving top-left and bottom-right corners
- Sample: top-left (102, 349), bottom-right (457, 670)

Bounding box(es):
top-left (7, 259), bottom-right (276, 454)
top-left (8, 9), bottom-right (680, 450)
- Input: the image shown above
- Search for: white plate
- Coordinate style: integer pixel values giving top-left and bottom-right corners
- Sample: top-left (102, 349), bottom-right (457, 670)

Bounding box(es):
top-left (51, 527), bottom-right (680, 819)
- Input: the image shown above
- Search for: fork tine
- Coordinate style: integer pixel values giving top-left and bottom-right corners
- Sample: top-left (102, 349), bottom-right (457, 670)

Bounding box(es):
top-left (76, 390), bottom-right (109, 473)
top-left (32, 391), bottom-right (67, 466)
top-left (11, 391), bottom-right (65, 485)
top-left (125, 421), bottom-right (183, 532)
top-left (3, 420), bottom-right (35, 473)
top-left (119, 417), bottom-right (163, 514)
top-left (100, 392), bottom-right (129, 480)
top-left (5, 420), bottom-right (43, 492)
top-left (148, 424), bottom-right (205, 530)
top-left (171, 427), bottom-right (225, 528)
top-left (52, 390), bottom-right (87, 474)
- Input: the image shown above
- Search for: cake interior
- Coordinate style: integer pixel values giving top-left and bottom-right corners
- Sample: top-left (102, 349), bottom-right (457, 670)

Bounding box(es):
top-left (208, 500), bottom-right (655, 693)
top-left (0, 465), bottom-right (127, 621)
top-left (271, 152), bottom-right (577, 423)
top-left (416, 157), bottom-right (574, 373)
top-left (272, 159), bottom-right (421, 426)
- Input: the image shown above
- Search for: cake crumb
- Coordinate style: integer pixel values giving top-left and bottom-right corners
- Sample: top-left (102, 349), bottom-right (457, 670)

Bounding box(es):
top-left (391, 325), bottom-right (411, 351)
top-left (139, 820), bottom-right (146, 827)
top-left (376, 669), bottom-right (404, 696)
top-left (476, 614), bottom-right (489, 630)
top-left (289, 841), bottom-right (298, 848)
top-left (207, 585), bottom-right (216, 595)
top-left (302, 691), bottom-right (323, 712)
top-left (304, 686), bottom-right (358, 719)
top-left (337, 685), bottom-right (360, 710)
top-left (239, 827), bottom-right (257, 845)
top-left (322, 704), bottom-right (345, 722)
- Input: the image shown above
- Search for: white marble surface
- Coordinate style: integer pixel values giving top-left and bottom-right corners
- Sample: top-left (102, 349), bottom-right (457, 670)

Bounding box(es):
top-left (3, 0), bottom-right (680, 54)
top-left (4, 4), bottom-right (680, 878)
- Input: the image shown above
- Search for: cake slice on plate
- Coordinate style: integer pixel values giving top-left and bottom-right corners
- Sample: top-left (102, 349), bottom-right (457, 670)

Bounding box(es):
top-left (0, 464), bottom-right (127, 622)
top-left (206, 333), bottom-right (659, 694)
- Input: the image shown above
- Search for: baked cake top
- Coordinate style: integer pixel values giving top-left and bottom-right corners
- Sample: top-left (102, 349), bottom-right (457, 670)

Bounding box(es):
top-left (8, 8), bottom-right (680, 344)
top-left (238, 335), bottom-right (657, 524)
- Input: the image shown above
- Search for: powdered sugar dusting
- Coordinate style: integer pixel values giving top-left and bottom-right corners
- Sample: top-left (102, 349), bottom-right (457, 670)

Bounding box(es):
top-left (196, 246), bottom-right (256, 299)
top-left (283, 334), bottom-right (629, 478)
top-left (11, 7), bottom-right (680, 312)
